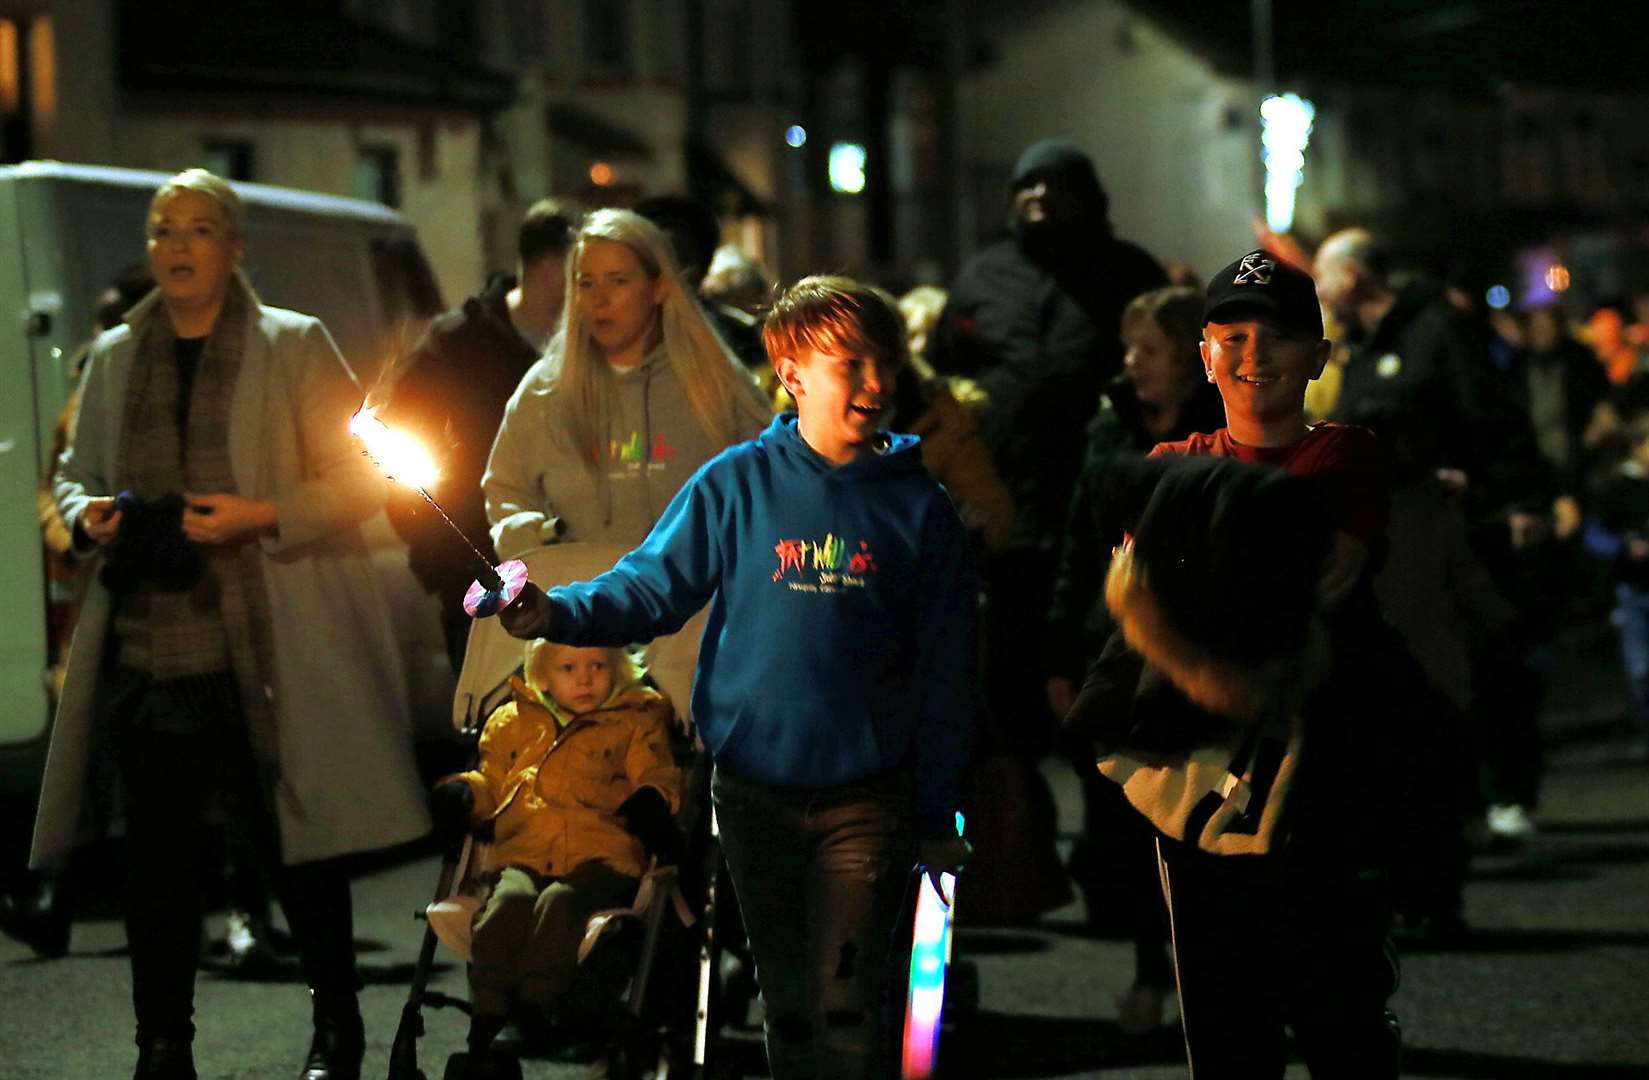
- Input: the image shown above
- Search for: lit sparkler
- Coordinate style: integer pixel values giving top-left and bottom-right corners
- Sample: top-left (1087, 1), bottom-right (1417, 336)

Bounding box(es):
top-left (349, 405), bottom-right (526, 614)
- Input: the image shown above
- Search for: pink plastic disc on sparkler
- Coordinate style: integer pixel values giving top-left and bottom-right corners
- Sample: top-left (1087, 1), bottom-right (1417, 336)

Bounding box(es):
top-left (463, 559), bottom-right (530, 618)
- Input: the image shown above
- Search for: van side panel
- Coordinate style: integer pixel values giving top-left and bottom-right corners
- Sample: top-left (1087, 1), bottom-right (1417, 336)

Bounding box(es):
top-left (0, 177), bottom-right (53, 747)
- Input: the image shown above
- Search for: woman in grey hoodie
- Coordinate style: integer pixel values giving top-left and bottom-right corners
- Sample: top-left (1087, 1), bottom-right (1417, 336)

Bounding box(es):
top-left (483, 209), bottom-right (772, 703)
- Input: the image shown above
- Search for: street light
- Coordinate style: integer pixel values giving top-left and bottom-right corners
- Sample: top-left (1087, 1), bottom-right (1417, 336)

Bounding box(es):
top-left (829, 141), bottom-right (867, 195)
top-left (1260, 93), bottom-right (1314, 233)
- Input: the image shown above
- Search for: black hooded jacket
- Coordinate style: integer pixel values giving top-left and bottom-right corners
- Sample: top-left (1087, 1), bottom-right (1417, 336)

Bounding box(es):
top-left (1332, 284), bottom-right (1551, 515)
top-left (931, 141), bottom-right (1166, 549)
top-left (385, 273), bottom-right (540, 605)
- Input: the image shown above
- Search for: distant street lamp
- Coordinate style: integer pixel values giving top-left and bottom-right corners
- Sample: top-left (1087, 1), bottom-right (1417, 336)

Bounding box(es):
top-left (829, 141), bottom-right (867, 194)
top-left (1260, 93), bottom-right (1314, 233)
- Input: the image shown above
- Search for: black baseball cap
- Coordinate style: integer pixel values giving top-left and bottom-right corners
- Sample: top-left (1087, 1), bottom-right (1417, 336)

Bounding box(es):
top-left (1203, 249), bottom-right (1324, 339)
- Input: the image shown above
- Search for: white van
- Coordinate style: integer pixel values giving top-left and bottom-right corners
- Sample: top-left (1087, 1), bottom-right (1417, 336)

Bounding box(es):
top-left (0, 162), bottom-right (457, 794)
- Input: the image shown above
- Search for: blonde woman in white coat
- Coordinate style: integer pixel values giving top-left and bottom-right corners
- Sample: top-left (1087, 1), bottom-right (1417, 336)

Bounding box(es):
top-left (484, 209), bottom-right (771, 707)
top-left (32, 169), bottom-right (428, 1080)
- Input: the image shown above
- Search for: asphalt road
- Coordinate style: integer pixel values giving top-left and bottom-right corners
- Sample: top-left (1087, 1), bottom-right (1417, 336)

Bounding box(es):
top-left (4, 624), bottom-right (1648, 1079)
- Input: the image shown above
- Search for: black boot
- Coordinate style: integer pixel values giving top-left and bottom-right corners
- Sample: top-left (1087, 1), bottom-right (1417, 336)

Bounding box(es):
top-left (300, 990), bottom-right (364, 1080)
top-left (134, 1034), bottom-right (196, 1080)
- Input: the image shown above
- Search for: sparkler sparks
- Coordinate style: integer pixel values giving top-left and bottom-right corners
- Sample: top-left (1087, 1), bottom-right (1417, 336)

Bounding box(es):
top-left (350, 404), bottom-right (506, 594)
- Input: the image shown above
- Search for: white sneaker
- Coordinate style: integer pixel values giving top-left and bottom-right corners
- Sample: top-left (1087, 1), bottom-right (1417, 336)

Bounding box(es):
top-left (223, 909), bottom-right (277, 970)
top-left (1486, 803), bottom-right (1536, 842)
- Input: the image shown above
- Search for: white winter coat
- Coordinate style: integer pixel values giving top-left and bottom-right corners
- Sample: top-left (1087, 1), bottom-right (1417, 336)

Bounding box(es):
top-left (31, 287), bottom-right (431, 868)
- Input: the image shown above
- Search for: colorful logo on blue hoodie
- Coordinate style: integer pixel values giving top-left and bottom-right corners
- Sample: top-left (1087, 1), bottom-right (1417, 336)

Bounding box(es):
top-left (772, 533), bottom-right (879, 592)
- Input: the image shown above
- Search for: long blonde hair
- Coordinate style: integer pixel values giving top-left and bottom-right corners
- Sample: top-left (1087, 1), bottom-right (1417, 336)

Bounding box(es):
top-left (551, 208), bottom-right (754, 475)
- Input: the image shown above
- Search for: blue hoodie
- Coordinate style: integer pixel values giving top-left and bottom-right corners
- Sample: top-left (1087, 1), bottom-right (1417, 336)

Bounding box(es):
top-left (545, 413), bottom-right (976, 837)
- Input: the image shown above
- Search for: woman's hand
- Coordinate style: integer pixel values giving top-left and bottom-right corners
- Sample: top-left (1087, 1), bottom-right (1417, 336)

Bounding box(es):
top-left (80, 497), bottom-right (123, 546)
top-left (182, 493), bottom-right (278, 544)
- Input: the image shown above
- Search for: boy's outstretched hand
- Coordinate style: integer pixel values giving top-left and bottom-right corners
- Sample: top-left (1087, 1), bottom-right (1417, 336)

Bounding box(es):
top-left (500, 581), bottom-right (551, 638)
top-left (918, 835), bottom-right (972, 907)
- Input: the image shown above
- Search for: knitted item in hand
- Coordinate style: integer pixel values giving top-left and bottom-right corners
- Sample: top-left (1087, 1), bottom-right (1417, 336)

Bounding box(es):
top-left (99, 491), bottom-right (205, 594)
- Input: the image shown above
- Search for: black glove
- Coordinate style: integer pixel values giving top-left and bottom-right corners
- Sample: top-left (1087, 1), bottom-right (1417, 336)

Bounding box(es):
top-left (427, 781), bottom-right (475, 847)
top-left (617, 787), bottom-right (679, 865)
top-left (500, 581), bottom-right (551, 639)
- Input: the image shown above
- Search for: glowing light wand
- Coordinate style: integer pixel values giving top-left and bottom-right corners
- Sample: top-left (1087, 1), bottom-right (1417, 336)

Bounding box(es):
top-left (902, 812), bottom-right (964, 1080)
top-left (349, 406), bottom-right (527, 616)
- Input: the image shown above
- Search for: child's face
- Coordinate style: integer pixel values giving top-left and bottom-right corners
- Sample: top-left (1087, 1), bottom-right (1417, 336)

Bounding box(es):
top-left (540, 645), bottom-right (617, 716)
top-left (1200, 316), bottom-right (1329, 428)
top-left (1123, 319), bottom-right (1193, 407)
top-left (776, 346), bottom-right (899, 464)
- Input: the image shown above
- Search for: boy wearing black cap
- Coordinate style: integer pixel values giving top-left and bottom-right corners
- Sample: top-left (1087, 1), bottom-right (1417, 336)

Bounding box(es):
top-left (1067, 250), bottom-right (1401, 1078)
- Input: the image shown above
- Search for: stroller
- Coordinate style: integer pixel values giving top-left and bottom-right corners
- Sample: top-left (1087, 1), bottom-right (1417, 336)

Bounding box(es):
top-left (386, 545), bottom-right (747, 1080)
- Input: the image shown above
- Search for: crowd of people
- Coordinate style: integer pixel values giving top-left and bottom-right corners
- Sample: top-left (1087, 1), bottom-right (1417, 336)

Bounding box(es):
top-left (6, 136), bottom-right (1649, 1080)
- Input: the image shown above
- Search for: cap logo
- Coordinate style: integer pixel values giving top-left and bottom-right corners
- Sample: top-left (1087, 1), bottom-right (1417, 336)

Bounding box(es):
top-left (1233, 253), bottom-right (1276, 286)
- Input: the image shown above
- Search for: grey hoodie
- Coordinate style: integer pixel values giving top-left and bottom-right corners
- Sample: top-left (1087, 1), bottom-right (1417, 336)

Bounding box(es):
top-left (485, 344), bottom-right (770, 561)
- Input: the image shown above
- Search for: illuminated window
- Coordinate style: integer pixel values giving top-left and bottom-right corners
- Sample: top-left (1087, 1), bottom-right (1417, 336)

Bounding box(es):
top-left (0, 20), bottom-right (18, 116)
top-left (1, 18), bottom-right (18, 164)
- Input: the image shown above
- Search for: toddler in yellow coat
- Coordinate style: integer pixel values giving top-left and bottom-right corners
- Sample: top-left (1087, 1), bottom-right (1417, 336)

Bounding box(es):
top-left (429, 638), bottom-right (682, 1076)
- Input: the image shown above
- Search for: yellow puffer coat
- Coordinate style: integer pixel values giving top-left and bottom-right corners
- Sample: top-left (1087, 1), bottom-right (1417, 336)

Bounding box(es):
top-left (444, 678), bottom-right (682, 879)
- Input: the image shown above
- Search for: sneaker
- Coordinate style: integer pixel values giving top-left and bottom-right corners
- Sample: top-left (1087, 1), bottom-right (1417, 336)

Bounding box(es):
top-left (223, 910), bottom-right (278, 972)
top-left (1486, 803), bottom-right (1536, 844)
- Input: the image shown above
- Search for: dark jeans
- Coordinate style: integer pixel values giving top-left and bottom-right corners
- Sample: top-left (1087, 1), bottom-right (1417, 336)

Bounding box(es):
top-left (980, 549), bottom-right (1060, 755)
top-left (712, 766), bottom-right (915, 1080)
top-left (1614, 584), bottom-right (1649, 741)
top-left (107, 667), bottom-right (358, 1042)
top-left (1073, 771), bottom-right (1172, 989)
top-left (1469, 634), bottom-right (1546, 809)
top-left (1155, 836), bottom-right (1400, 1080)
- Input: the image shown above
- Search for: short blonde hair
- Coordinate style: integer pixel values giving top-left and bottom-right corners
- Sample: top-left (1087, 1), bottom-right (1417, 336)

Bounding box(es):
top-left (763, 275), bottom-right (908, 371)
top-left (523, 639), bottom-right (647, 698)
top-left (149, 167), bottom-right (244, 239)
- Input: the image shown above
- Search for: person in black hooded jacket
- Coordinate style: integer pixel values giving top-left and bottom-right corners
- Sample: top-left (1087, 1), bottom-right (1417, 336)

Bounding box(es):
top-left (385, 200), bottom-right (575, 673)
top-left (931, 138), bottom-right (1166, 756)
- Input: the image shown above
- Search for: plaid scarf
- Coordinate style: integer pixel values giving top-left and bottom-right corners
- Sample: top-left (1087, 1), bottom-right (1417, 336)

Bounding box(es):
top-left (114, 280), bottom-right (280, 768)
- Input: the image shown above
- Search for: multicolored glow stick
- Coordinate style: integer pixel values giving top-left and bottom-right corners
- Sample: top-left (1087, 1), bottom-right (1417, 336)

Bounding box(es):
top-left (902, 812), bottom-right (964, 1080)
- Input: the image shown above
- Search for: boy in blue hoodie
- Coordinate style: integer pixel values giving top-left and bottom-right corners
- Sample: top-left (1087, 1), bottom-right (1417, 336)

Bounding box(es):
top-left (501, 276), bottom-right (975, 1080)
